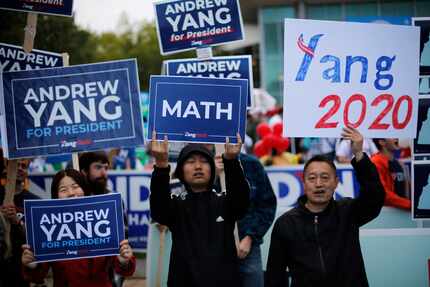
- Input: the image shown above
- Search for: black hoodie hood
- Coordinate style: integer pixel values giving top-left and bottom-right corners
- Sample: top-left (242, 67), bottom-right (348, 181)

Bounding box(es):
top-left (174, 144), bottom-right (216, 189)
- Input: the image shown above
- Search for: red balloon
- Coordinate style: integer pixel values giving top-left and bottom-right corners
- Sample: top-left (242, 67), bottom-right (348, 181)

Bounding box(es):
top-left (273, 122), bottom-right (283, 136)
top-left (256, 122), bottom-right (272, 138)
top-left (253, 140), bottom-right (269, 157)
top-left (263, 134), bottom-right (276, 148)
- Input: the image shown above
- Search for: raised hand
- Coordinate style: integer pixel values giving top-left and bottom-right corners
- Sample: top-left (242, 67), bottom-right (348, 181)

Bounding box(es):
top-left (118, 239), bottom-right (133, 265)
top-left (341, 126), bottom-right (364, 161)
top-left (224, 133), bottom-right (242, 160)
top-left (22, 244), bottom-right (37, 268)
top-left (0, 204), bottom-right (19, 225)
top-left (150, 130), bottom-right (169, 168)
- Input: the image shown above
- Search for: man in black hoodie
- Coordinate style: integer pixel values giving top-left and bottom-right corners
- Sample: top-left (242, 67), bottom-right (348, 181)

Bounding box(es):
top-left (266, 127), bottom-right (385, 287)
top-left (150, 132), bottom-right (250, 287)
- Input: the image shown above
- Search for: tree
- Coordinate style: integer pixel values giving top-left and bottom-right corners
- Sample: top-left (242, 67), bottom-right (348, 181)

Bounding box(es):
top-left (0, 10), bottom-right (97, 64)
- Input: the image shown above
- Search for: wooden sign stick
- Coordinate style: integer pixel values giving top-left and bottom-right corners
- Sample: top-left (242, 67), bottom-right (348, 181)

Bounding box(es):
top-left (23, 13), bottom-right (38, 53)
top-left (155, 224), bottom-right (168, 287)
top-left (60, 52), bottom-right (80, 171)
top-left (215, 144), bottom-right (240, 247)
top-left (3, 160), bottom-right (17, 205)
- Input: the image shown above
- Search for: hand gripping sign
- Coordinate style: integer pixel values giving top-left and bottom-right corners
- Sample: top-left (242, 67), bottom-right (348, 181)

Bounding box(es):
top-left (154, 0), bottom-right (244, 55)
top-left (0, 59), bottom-right (144, 159)
top-left (164, 55), bottom-right (253, 107)
top-left (283, 19), bottom-right (420, 138)
top-left (148, 75), bottom-right (248, 143)
top-left (0, 0), bottom-right (74, 17)
top-left (24, 193), bottom-right (124, 262)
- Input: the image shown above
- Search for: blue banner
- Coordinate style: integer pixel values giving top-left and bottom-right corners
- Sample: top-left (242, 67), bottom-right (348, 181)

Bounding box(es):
top-left (0, 0), bottom-right (74, 16)
top-left (28, 165), bottom-right (364, 251)
top-left (1, 59), bottom-right (144, 159)
top-left (0, 43), bottom-right (63, 72)
top-left (154, 0), bottom-right (244, 54)
top-left (165, 55), bottom-right (253, 107)
top-left (24, 193), bottom-right (124, 262)
top-left (148, 76), bottom-right (247, 143)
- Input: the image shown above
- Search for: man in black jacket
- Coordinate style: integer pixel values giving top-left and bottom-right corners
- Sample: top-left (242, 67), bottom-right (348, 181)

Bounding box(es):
top-left (266, 127), bottom-right (385, 287)
top-left (150, 132), bottom-right (250, 287)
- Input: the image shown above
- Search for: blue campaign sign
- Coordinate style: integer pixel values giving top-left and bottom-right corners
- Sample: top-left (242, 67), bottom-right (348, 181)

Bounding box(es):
top-left (165, 55), bottom-right (253, 107)
top-left (24, 193), bottom-right (124, 262)
top-left (0, 59), bottom-right (144, 159)
top-left (154, 0), bottom-right (244, 55)
top-left (148, 76), bottom-right (248, 144)
top-left (0, 0), bottom-right (74, 16)
top-left (0, 43), bottom-right (63, 72)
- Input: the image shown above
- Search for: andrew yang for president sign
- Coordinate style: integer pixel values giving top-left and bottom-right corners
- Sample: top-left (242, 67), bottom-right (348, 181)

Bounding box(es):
top-left (148, 76), bottom-right (247, 143)
top-left (283, 19), bottom-right (420, 139)
top-left (154, 0), bottom-right (244, 54)
top-left (0, 59), bottom-right (144, 159)
top-left (165, 55), bottom-right (253, 106)
top-left (0, 0), bottom-right (74, 17)
top-left (0, 43), bottom-right (63, 72)
top-left (24, 193), bottom-right (124, 262)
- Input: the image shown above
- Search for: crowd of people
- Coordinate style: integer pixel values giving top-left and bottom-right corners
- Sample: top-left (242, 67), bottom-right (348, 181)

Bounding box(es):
top-left (0, 107), bottom-right (413, 286)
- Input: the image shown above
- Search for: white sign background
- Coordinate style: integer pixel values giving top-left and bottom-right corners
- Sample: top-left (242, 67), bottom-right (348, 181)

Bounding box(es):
top-left (283, 19), bottom-right (420, 138)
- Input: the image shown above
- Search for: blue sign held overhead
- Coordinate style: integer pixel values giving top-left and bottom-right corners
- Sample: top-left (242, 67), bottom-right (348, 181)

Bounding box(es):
top-left (165, 55), bottom-right (253, 107)
top-left (154, 0), bottom-right (244, 55)
top-left (24, 193), bottom-right (125, 262)
top-left (0, 0), bottom-right (74, 16)
top-left (0, 43), bottom-right (63, 72)
top-left (0, 59), bottom-right (144, 159)
top-left (148, 76), bottom-right (248, 144)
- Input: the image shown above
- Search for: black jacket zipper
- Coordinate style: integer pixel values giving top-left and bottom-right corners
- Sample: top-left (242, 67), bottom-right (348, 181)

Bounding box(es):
top-left (314, 215), bottom-right (327, 276)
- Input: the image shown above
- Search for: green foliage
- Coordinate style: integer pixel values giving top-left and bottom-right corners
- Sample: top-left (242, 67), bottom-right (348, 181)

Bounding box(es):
top-left (0, 10), bottom-right (96, 64)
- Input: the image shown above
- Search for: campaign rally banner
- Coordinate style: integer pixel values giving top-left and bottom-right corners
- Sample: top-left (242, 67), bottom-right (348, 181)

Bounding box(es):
top-left (28, 164), bottom-right (368, 250)
top-left (148, 76), bottom-right (247, 144)
top-left (154, 0), bottom-right (244, 54)
top-left (283, 19), bottom-right (420, 138)
top-left (165, 55), bottom-right (253, 106)
top-left (0, 43), bottom-right (63, 72)
top-left (24, 193), bottom-right (124, 262)
top-left (0, 0), bottom-right (74, 16)
top-left (0, 59), bottom-right (144, 159)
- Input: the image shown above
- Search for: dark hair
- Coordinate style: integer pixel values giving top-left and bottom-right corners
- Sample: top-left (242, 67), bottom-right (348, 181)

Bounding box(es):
top-left (51, 169), bottom-right (90, 199)
top-left (79, 151), bottom-right (109, 172)
top-left (373, 138), bottom-right (383, 151)
top-left (303, 155), bottom-right (337, 176)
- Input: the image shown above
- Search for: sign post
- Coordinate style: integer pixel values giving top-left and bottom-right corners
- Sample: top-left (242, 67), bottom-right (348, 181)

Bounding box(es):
top-left (23, 13), bottom-right (38, 53)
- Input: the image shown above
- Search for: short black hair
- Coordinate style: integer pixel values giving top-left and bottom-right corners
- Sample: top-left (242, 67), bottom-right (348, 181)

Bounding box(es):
top-left (79, 151), bottom-right (109, 172)
top-left (51, 169), bottom-right (90, 199)
top-left (303, 155), bottom-right (337, 176)
top-left (373, 138), bottom-right (383, 151)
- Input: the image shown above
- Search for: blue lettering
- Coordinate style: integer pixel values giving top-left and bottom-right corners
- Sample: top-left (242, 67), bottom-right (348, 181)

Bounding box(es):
top-left (321, 55), bottom-right (341, 83)
top-left (375, 56), bottom-right (396, 90)
top-left (345, 56), bottom-right (368, 83)
top-left (295, 34), bottom-right (324, 81)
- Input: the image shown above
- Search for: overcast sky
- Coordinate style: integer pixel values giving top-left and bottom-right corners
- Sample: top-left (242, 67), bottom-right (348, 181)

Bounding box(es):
top-left (73, 0), bottom-right (156, 33)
